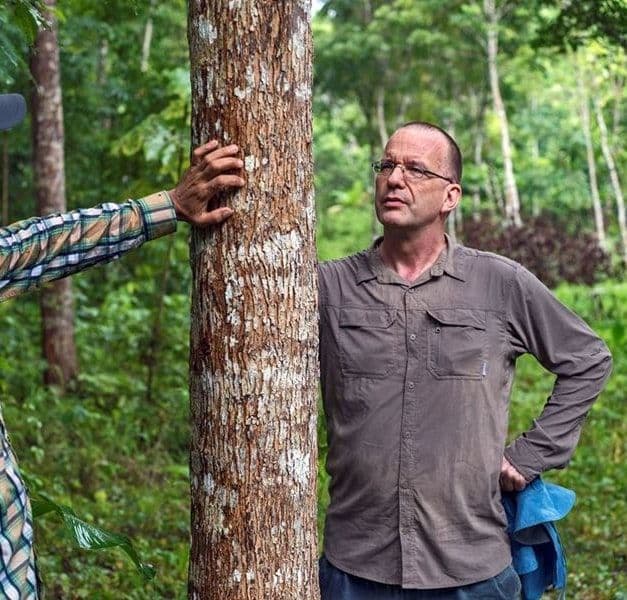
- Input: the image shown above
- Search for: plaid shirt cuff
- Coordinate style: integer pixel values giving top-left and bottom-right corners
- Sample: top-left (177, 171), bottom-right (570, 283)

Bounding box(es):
top-left (136, 191), bottom-right (177, 241)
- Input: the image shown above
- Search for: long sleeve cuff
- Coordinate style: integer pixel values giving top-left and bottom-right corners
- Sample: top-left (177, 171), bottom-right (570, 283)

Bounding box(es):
top-left (504, 435), bottom-right (547, 482)
top-left (136, 191), bottom-right (177, 241)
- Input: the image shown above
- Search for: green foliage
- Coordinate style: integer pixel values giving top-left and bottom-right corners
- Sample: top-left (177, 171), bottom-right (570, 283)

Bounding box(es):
top-left (0, 237), bottom-right (193, 596)
top-left (533, 0), bottom-right (627, 50)
top-left (9, 0), bottom-right (47, 43)
top-left (30, 489), bottom-right (155, 581)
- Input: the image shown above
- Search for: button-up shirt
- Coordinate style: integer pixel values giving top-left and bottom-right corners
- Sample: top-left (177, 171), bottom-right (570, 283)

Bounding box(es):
top-left (0, 191), bottom-right (176, 599)
top-left (318, 237), bottom-right (612, 589)
top-left (0, 192), bottom-right (176, 301)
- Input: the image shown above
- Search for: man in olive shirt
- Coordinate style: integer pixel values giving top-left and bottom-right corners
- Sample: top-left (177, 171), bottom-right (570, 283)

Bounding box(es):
top-left (317, 122), bottom-right (612, 598)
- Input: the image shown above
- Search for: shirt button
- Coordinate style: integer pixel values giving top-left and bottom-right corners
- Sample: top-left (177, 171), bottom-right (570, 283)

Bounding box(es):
top-left (409, 334), bottom-right (416, 341)
top-left (403, 431), bottom-right (411, 439)
top-left (434, 327), bottom-right (441, 334)
top-left (408, 382), bottom-right (415, 390)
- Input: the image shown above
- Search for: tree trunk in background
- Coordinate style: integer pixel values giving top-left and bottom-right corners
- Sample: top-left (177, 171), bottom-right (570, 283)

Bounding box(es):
top-left (610, 72), bottom-right (623, 143)
top-left (472, 131), bottom-right (484, 221)
top-left (376, 86), bottom-right (388, 148)
top-left (484, 0), bottom-right (521, 227)
top-left (469, 89), bottom-right (487, 221)
top-left (575, 58), bottom-right (606, 250)
top-left (31, 0), bottom-right (78, 388)
top-left (187, 2), bottom-right (319, 599)
top-left (445, 121), bottom-right (458, 242)
top-left (140, 0), bottom-right (156, 73)
top-left (594, 98), bottom-right (626, 263)
top-left (488, 165), bottom-right (504, 218)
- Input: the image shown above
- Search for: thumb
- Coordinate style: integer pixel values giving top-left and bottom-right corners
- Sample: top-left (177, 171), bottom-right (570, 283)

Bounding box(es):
top-left (194, 207), bottom-right (234, 227)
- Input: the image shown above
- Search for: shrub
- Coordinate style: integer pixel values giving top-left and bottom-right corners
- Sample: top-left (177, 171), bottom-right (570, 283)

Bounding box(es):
top-left (461, 214), bottom-right (612, 288)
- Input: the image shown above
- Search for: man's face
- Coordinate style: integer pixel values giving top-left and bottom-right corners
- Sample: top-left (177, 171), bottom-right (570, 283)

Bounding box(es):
top-left (374, 127), bottom-right (455, 232)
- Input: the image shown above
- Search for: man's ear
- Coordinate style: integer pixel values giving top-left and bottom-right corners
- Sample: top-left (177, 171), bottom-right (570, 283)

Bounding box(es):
top-left (440, 183), bottom-right (462, 218)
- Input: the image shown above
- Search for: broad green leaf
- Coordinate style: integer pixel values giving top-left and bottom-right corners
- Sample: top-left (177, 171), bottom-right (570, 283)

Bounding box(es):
top-left (30, 491), bottom-right (156, 581)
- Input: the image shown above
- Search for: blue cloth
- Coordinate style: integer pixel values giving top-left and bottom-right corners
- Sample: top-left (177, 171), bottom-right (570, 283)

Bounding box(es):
top-left (502, 478), bottom-right (575, 600)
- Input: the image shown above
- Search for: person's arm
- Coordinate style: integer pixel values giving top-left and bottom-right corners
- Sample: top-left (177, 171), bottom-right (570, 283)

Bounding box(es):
top-left (502, 265), bottom-right (612, 485)
top-left (0, 140), bottom-right (244, 301)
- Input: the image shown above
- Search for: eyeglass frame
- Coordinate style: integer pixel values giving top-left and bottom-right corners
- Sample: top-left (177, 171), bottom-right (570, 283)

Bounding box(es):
top-left (371, 160), bottom-right (455, 184)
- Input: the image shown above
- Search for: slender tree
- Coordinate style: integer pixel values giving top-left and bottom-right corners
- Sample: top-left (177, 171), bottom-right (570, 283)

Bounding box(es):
top-left (187, 2), bottom-right (319, 599)
top-left (574, 53), bottom-right (607, 249)
top-left (31, 0), bottom-right (78, 387)
top-left (483, 0), bottom-right (522, 227)
top-left (594, 97), bottom-right (626, 263)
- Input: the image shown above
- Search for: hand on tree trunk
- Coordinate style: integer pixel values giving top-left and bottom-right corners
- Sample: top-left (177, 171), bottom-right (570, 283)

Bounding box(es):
top-left (169, 140), bottom-right (245, 227)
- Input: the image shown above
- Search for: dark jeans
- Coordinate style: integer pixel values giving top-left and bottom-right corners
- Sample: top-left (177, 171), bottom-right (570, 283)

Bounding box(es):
top-left (319, 556), bottom-right (522, 600)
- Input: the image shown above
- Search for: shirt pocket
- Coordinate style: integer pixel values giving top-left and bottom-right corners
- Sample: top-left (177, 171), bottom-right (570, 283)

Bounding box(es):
top-left (338, 307), bottom-right (398, 378)
top-left (426, 308), bottom-right (487, 380)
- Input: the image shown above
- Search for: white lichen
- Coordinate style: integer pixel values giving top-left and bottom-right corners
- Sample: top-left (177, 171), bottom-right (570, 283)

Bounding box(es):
top-left (244, 155), bottom-right (258, 172)
top-left (197, 15), bottom-right (218, 43)
top-left (203, 472), bottom-right (216, 494)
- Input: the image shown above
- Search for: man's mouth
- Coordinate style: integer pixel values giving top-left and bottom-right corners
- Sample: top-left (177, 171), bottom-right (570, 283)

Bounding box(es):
top-left (381, 196), bottom-right (406, 207)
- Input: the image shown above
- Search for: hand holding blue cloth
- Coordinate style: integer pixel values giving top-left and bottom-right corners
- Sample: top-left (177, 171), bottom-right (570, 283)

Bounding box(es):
top-left (502, 478), bottom-right (576, 600)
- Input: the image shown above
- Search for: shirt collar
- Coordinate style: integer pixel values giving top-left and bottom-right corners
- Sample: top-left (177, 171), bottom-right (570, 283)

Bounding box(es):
top-left (356, 233), bottom-right (466, 285)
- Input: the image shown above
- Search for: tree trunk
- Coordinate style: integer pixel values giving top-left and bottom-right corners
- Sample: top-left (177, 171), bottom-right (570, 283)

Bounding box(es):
top-left (472, 129), bottom-right (484, 221)
top-left (31, 0), bottom-right (78, 388)
top-left (484, 0), bottom-right (521, 226)
top-left (488, 165), bottom-right (504, 218)
top-left (610, 72), bottom-right (623, 144)
top-left (376, 86), bottom-right (388, 148)
top-left (140, 0), bottom-right (156, 73)
top-left (187, 2), bottom-right (319, 599)
top-left (575, 56), bottom-right (606, 250)
top-left (594, 97), bottom-right (626, 263)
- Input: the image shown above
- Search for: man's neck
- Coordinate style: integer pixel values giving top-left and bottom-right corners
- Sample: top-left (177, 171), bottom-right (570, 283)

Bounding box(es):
top-left (379, 228), bottom-right (447, 283)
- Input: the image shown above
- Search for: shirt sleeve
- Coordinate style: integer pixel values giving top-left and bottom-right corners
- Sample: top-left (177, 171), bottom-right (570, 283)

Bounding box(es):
top-left (0, 191), bottom-right (177, 302)
top-left (503, 265), bottom-right (612, 481)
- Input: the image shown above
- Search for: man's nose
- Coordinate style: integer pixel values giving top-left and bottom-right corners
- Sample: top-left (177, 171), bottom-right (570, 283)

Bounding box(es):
top-left (387, 164), bottom-right (405, 187)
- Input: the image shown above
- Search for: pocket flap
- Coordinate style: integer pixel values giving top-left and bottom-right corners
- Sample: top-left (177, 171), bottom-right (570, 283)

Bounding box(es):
top-left (426, 308), bottom-right (486, 330)
top-left (339, 307), bottom-right (396, 329)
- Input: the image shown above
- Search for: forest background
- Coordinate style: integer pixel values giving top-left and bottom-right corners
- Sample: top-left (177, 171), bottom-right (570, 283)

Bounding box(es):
top-left (0, 0), bottom-right (625, 598)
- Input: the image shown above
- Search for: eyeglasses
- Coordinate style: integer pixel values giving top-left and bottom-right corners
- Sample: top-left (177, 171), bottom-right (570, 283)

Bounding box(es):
top-left (371, 160), bottom-right (454, 184)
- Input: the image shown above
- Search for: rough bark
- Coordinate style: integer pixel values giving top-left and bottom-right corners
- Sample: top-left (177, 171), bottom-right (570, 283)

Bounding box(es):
top-left (187, 2), bottom-right (319, 599)
top-left (31, 0), bottom-right (78, 388)
top-left (594, 97), bottom-right (626, 263)
top-left (575, 58), bottom-right (606, 249)
top-left (484, 0), bottom-right (521, 226)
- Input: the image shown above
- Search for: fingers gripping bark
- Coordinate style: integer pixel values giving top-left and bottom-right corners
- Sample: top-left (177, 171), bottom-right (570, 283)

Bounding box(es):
top-left (170, 140), bottom-right (245, 226)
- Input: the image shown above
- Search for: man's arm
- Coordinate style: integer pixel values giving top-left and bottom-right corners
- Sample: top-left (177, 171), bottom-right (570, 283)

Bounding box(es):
top-left (0, 141), bottom-right (244, 301)
top-left (502, 265), bottom-right (613, 485)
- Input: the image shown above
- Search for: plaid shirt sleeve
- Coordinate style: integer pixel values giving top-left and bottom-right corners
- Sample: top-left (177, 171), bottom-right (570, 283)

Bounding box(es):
top-left (0, 191), bottom-right (176, 302)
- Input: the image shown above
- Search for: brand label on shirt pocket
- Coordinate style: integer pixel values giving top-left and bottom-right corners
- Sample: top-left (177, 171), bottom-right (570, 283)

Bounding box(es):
top-left (338, 307), bottom-right (398, 378)
top-left (426, 308), bottom-right (487, 380)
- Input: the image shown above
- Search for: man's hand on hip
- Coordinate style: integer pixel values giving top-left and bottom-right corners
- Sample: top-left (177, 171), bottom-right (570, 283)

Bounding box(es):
top-left (169, 140), bottom-right (245, 227)
top-left (500, 457), bottom-right (527, 492)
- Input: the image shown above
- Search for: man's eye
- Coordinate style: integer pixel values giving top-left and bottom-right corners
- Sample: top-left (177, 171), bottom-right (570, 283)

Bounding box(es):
top-left (406, 165), bottom-right (425, 176)
top-left (380, 162), bottom-right (395, 170)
